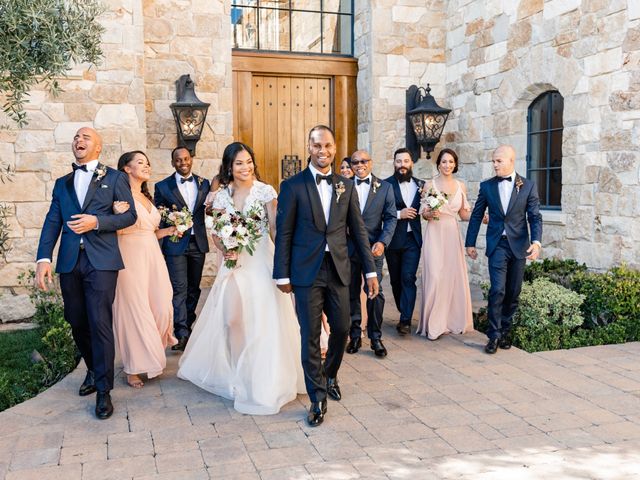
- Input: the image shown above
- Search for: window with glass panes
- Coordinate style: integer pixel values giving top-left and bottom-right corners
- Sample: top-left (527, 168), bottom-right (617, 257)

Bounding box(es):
top-left (231, 1), bottom-right (353, 55)
top-left (527, 91), bottom-right (563, 209)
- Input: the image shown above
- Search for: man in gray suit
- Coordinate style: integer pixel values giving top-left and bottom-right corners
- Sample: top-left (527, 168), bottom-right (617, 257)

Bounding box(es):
top-left (346, 150), bottom-right (397, 357)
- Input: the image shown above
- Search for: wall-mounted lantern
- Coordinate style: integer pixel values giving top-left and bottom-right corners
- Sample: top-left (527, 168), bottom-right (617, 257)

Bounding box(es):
top-left (406, 84), bottom-right (451, 160)
top-left (170, 74), bottom-right (210, 156)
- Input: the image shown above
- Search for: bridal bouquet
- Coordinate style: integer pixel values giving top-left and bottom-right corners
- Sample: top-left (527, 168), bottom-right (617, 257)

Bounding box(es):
top-left (206, 205), bottom-right (264, 268)
top-left (159, 205), bottom-right (193, 242)
top-left (420, 187), bottom-right (448, 220)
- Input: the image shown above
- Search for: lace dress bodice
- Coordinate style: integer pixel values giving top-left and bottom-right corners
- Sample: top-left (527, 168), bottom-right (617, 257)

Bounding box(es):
top-left (211, 181), bottom-right (277, 236)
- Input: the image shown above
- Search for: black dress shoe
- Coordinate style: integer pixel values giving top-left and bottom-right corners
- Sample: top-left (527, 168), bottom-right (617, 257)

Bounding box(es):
top-left (95, 392), bottom-right (114, 420)
top-left (307, 400), bottom-right (327, 427)
top-left (396, 323), bottom-right (411, 336)
top-left (346, 337), bottom-right (361, 354)
top-left (370, 339), bottom-right (388, 357)
top-left (79, 371), bottom-right (96, 396)
top-left (171, 337), bottom-right (188, 351)
top-left (499, 336), bottom-right (512, 349)
top-left (485, 338), bottom-right (498, 354)
top-left (327, 377), bottom-right (341, 401)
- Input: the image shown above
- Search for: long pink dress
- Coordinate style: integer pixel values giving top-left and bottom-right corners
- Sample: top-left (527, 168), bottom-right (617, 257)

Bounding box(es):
top-left (113, 198), bottom-right (177, 378)
top-left (417, 180), bottom-right (473, 340)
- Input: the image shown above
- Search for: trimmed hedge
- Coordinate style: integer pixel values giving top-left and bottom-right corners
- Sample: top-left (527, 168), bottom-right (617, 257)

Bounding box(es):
top-left (474, 260), bottom-right (640, 353)
top-left (0, 271), bottom-right (78, 411)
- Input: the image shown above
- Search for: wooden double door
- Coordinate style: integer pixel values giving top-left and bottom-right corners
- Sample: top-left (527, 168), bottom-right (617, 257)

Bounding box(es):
top-left (233, 52), bottom-right (357, 188)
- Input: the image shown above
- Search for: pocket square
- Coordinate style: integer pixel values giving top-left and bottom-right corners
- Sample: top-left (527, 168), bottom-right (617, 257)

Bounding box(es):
top-left (100, 184), bottom-right (109, 189)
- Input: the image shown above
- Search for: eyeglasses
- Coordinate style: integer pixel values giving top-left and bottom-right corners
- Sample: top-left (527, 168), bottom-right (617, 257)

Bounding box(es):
top-left (350, 159), bottom-right (370, 166)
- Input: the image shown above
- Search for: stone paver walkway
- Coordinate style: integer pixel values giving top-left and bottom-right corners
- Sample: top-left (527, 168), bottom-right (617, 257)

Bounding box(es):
top-left (2, 310), bottom-right (640, 479)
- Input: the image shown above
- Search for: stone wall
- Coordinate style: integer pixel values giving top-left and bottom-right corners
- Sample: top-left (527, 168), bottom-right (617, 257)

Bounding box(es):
top-left (355, 0), bottom-right (448, 179)
top-left (442, 0), bottom-right (640, 284)
top-left (0, 0), bottom-right (233, 321)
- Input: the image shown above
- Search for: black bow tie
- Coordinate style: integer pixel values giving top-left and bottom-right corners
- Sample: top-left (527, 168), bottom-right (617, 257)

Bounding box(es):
top-left (72, 163), bottom-right (88, 172)
top-left (357, 178), bottom-right (370, 185)
top-left (180, 176), bottom-right (194, 184)
top-left (316, 174), bottom-right (332, 185)
top-left (498, 176), bottom-right (513, 182)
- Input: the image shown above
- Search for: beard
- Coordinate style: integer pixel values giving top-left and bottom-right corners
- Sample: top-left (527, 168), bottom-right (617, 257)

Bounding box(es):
top-left (394, 168), bottom-right (413, 183)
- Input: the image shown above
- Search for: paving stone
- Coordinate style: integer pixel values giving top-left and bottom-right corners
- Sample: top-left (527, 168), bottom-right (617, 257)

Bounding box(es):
top-left (263, 428), bottom-right (309, 448)
top-left (368, 421), bottom-right (437, 443)
top-left (5, 463), bottom-right (82, 480)
top-left (249, 445), bottom-right (322, 471)
top-left (308, 432), bottom-right (366, 461)
top-left (435, 426), bottom-right (496, 453)
top-left (305, 460), bottom-right (361, 479)
top-left (59, 443), bottom-right (107, 464)
top-left (493, 433), bottom-right (564, 453)
top-left (403, 437), bottom-right (458, 459)
top-left (259, 465), bottom-right (312, 480)
top-left (81, 455), bottom-right (157, 480)
top-left (548, 428), bottom-right (605, 449)
top-left (155, 449), bottom-right (206, 474)
top-left (409, 404), bottom-right (478, 429)
top-left (107, 431), bottom-right (154, 459)
top-left (10, 447), bottom-right (60, 471)
top-left (14, 431), bottom-right (64, 452)
top-left (206, 457), bottom-right (257, 478)
top-left (134, 470), bottom-right (209, 480)
top-left (584, 421), bottom-right (640, 443)
top-left (524, 412), bottom-right (593, 432)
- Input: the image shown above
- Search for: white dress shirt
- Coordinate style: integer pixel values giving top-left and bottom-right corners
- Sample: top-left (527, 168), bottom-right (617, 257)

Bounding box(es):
top-left (355, 174), bottom-right (371, 214)
top-left (498, 171), bottom-right (516, 214)
top-left (175, 172), bottom-right (197, 213)
top-left (397, 178), bottom-right (418, 232)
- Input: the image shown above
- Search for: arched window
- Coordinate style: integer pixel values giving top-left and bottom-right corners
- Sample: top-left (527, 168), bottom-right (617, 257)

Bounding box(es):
top-left (231, 1), bottom-right (354, 55)
top-left (527, 91), bottom-right (563, 209)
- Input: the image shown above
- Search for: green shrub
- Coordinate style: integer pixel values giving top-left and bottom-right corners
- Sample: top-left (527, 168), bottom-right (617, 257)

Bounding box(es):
top-left (0, 270), bottom-right (78, 411)
top-left (515, 278), bottom-right (585, 330)
top-left (524, 258), bottom-right (587, 288)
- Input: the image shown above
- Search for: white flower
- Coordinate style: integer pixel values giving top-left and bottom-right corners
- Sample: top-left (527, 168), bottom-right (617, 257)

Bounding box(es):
top-left (427, 197), bottom-right (440, 209)
top-left (236, 225), bottom-right (248, 237)
top-left (176, 224), bottom-right (189, 233)
top-left (205, 215), bottom-right (214, 230)
top-left (219, 225), bottom-right (234, 239)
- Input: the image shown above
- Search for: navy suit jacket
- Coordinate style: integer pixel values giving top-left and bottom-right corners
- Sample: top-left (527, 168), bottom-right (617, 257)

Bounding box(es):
top-left (347, 176), bottom-right (397, 257)
top-left (36, 165), bottom-right (137, 273)
top-left (465, 174), bottom-right (543, 259)
top-left (385, 175), bottom-right (424, 250)
top-left (273, 168), bottom-right (375, 287)
top-left (153, 174), bottom-right (210, 255)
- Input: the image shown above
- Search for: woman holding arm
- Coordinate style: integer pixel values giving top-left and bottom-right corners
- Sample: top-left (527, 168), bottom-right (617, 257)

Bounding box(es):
top-left (417, 148), bottom-right (474, 340)
top-left (112, 151), bottom-right (178, 388)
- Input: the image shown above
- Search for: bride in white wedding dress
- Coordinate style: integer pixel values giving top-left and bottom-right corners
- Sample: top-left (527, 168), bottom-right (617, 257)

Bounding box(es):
top-left (178, 142), bottom-right (305, 415)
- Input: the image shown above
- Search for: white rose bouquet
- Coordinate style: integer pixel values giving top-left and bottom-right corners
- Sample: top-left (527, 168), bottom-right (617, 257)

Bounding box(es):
top-left (159, 205), bottom-right (193, 241)
top-left (207, 204), bottom-right (264, 268)
top-left (420, 187), bottom-right (448, 221)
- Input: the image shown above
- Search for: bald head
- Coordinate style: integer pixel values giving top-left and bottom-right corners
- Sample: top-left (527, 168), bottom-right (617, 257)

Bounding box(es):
top-left (492, 144), bottom-right (516, 177)
top-left (72, 127), bottom-right (102, 163)
top-left (350, 149), bottom-right (372, 179)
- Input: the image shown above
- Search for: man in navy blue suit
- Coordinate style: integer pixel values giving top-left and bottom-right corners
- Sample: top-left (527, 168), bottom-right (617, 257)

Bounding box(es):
top-left (385, 148), bottom-right (424, 336)
top-left (465, 145), bottom-right (543, 354)
top-left (154, 146), bottom-right (210, 351)
top-left (345, 150), bottom-right (397, 357)
top-left (274, 125), bottom-right (378, 427)
top-left (36, 127), bottom-right (137, 419)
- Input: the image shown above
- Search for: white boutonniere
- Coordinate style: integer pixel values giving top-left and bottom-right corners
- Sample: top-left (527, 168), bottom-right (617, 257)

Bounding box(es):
top-left (372, 179), bottom-right (381, 194)
top-left (197, 176), bottom-right (204, 187)
top-left (335, 181), bottom-right (346, 204)
top-left (94, 163), bottom-right (107, 182)
top-left (515, 177), bottom-right (523, 194)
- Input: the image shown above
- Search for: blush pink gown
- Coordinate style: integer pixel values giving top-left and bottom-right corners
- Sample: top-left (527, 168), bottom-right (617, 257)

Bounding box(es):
top-left (417, 180), bottom-right (474, 340)
top-left (113, 198), bottom-right (177, 378)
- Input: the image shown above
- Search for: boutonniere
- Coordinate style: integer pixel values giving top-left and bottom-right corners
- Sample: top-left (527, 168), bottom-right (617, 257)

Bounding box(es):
top-left (197, 176), bottom-right (204, 187)
top-left (94, 163), bottom-right (107, 182)
top-left (417, 180), bottom-right (426, 196)
top-left (372, 179), bottom-right (381, 194)
top-left (515, 177), bottom-right (523, 194)
top-left (335, 181), bottom-right (346, 204)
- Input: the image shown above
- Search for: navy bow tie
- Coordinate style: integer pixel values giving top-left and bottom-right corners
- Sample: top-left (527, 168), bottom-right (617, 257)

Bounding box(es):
top-left (357, 178), bottom-right (370, 185)
top-left (316, 174), bottom-right (332, 185)
top-left (497, 176), bottom-right (512, 182)
top-left (180, 176), bottom-right (194, 184)
top-left (72, 163), bottom-right (88, 172)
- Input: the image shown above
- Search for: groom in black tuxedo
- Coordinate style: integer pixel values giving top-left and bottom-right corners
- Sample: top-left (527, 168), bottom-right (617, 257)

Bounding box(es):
top-left (154, 146), bottom-right (210, 351)
top-left (274, 125), bottom-right (378, 427)
top-left (36, 127), bottom-right (137, 419)
top-left (466, 145), bottom-right (542, 354)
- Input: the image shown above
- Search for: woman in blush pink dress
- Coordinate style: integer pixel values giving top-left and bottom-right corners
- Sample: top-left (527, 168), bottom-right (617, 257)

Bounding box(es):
top-left (112, 151), bottom-right (178, 388)
top-left (417, 148), bottom-right (473, 340)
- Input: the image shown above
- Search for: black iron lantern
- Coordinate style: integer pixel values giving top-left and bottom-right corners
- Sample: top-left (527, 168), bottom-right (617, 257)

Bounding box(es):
top-left (170, 74), bottom-right (210, 156)
top-left (406, 84), bottom-right (451, 159)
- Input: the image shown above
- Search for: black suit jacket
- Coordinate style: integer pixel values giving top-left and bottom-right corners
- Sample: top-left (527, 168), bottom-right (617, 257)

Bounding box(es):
top-left (153, 173), bottom-right (210, 255)
top-left (274, 168), bottom-right (375, 287)
top-left (465, 173), bottom-right (543, 259)
top-left (385, 175), bottom-right (424, 250)
top-left (347, 176), bottom-right (397, 257)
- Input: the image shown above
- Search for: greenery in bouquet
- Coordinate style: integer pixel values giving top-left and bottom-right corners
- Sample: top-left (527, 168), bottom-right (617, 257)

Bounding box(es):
top-left (206, 204), bottom-right (264, 268)
top-left (159, 205), bottom-right (193, 242)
